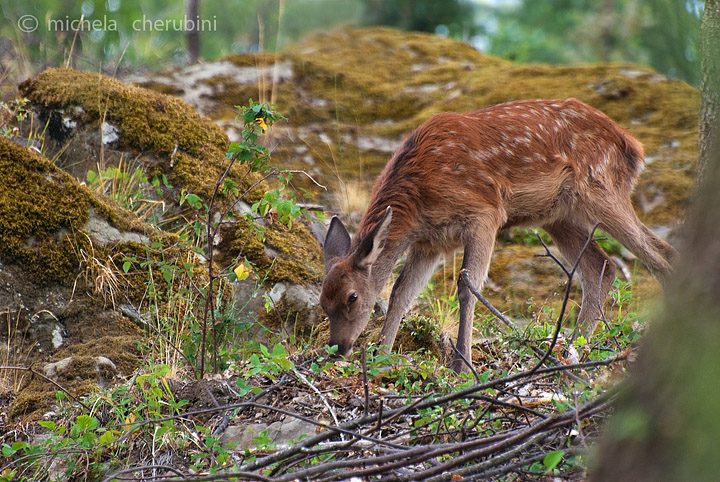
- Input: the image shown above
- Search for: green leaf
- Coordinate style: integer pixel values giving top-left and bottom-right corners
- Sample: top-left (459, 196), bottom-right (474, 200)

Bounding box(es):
top-left (260, 344), bottom-right (270, 357)
top-left (543, 450), bottom-right (565, 472)
top-left (75, 414), bottom-right (98, 431)
top-left (184, 193), bottom-right (203, 209)
top-left (99, 431), bottom-right (116, 444)
top-left (38, 420), bottom-right (56, 431)
top-left (238, 150), bottom-right (254, 162)
top-left (1, 444), bottom-right (16, 457)
top-left (249, 354), bottom-right (261, 367)
top-left (11, 442), bottom-right (28, 451)
top-left (272, 343), bottom-right (286, 357)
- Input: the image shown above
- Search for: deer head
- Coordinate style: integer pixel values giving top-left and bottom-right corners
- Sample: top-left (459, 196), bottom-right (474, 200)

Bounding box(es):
top-left (320, 207), bottom-right (393, 356)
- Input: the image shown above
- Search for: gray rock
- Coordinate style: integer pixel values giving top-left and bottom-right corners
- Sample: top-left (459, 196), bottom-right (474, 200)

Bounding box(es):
top-left (84, 208), bottom-right (150, 246)
top-left (276, 283), bottom-right (322, 332)
top-left (220, 416), bottom-right (317, 449)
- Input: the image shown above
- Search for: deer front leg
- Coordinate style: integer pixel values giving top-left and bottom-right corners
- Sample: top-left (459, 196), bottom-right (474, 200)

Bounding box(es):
top-left (453, 222), bottom-right (499, 373)
top-left (378, 246), bottom-right (439, 353)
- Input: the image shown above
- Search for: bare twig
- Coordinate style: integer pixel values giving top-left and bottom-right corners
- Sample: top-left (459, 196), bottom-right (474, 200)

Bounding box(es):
top-left (294, 368), bottom-right (344, 440)
top-left (361, 345), bottom-right (369, 417)
top-left (285, 169), bottom-right (327, 190)
top-left (526, 224), bottom-right (600, 378)
top-left (459, 270), bottom-right (518, 332)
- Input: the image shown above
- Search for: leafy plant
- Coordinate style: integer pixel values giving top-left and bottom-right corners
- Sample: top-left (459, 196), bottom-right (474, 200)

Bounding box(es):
top-left (118, 100), bottom-right (307, 377)
top-left (1, 415), bottom-right (119, 481)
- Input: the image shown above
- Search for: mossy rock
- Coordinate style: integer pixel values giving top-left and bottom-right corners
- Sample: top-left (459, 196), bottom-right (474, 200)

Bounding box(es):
top-left (221, 217), bottom-right (323, 285)
top-left (17, 67), bottom-right (324, 287)
top-left (0, 136), bottom-right (166, 419)
top-left (0, 135), bottom-right (157, 284)
top-left (18, 67), bottom-right (236, 202)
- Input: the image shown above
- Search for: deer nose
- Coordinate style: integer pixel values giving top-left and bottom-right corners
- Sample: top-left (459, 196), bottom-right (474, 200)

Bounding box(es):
top-left (328, 342), bottom-right (352, 359)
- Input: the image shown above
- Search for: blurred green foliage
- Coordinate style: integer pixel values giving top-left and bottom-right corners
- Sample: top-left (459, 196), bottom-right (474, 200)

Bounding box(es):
top-left (0, 0), bottom-right (702, 87)
top-left (360, 0), bottom-right (475, 38)
top-left (0, 0), bottom-right (364, 74)
top-left (477, 0), bottom-right (702, 85)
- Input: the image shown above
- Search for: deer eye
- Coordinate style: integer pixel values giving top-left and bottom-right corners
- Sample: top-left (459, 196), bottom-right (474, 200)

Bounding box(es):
top-left (348, 293), bottom-right (358, 303)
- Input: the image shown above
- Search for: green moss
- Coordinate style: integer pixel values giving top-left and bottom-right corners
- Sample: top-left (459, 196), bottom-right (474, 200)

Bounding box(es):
top-left (9, 380), bottom-right (57, 420)
top-left (18, 68), bottom-right (267, 204)
top-left (19, 68), bottom-right (227, 159)
top-left (55, 335), bottom-right (142, 376)
top-left (225, 52), bottom-right (277, 68)
top-left (282, 27), bottom-right (495, 128)
top-left (0, 136), bottom-right (92, 281)
top-left (200, 74), bottom-right (268, 120)
top-left (132, 80), bottom-right (186, 97)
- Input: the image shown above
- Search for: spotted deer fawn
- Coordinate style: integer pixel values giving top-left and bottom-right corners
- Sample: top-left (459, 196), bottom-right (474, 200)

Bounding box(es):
top-left (320, 98), bottom-right (677, 371)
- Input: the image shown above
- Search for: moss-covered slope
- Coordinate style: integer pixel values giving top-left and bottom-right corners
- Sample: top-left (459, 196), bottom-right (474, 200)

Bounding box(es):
top-left (19, 68), bottom-right (232, 201)
top-left (17, 68), bottom-right (323, 285)
top-left (0, 135), bottom-right (152, 419)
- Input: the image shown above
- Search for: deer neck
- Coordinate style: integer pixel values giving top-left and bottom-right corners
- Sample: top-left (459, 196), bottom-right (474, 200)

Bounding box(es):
top-left (355, 216), bottom-right (412, 295)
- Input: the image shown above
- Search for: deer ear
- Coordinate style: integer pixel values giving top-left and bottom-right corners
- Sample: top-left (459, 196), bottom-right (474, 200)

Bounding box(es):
top-left (354, 206), bottom-right (392, 270)
top-left (324, 216), bottom-right (351, 273)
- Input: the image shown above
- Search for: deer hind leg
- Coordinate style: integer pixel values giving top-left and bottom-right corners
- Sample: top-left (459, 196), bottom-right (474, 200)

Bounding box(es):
top-left (543, 220), bottom-right (617, 336)
top-left (453, 217), bottom-right (502, 373)
top-left (594, 198), bottom-right (678, 282)
top-left (378, 245), bottom-right (440, 353)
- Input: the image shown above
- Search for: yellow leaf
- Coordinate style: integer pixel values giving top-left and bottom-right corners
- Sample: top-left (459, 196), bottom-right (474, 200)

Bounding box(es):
top-left (234, 263), bottom-right (250, 281)
top-left (255, 117), bottom-right (268, 132)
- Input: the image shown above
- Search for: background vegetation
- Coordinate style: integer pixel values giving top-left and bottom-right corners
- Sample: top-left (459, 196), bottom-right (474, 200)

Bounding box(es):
top-left (0, 0), bottom-right (703, 90)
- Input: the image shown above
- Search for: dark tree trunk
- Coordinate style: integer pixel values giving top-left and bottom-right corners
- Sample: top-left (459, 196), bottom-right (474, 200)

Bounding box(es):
top-left (186, 0), bottom-right (200, 64)
top-left (590, 2), bottom-right (720, 481)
